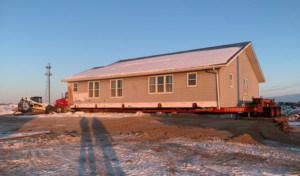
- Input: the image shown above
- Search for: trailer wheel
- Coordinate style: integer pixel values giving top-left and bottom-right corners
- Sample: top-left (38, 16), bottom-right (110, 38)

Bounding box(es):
top-left (55, 106), bottom-right (63, 113)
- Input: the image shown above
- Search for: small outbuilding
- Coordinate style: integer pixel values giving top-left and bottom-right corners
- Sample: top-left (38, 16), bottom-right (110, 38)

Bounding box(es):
top-left (62, 42), bottom-right (265, 109)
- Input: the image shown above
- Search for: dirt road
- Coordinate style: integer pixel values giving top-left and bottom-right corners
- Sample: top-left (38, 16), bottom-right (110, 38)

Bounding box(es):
top-left (2, 113), bottom-right (299, 144)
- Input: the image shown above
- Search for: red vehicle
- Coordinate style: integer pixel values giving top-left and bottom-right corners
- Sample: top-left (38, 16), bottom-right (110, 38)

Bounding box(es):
top-left (54, 92), bottom-right (69, 113)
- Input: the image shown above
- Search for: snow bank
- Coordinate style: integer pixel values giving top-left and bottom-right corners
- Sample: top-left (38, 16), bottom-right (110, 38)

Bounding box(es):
top-left (15, 111), bottom-right (137, 119)
top-left (281, 104), bottom-right (300, 116)
top-left (0, 104), bottom-right (17, 115)
top-left (278, 102), bottom-right (300, 122)
top-left (288, 122), bottom-right (300, 127)
top-left (0, 130), bottom-right (51, 140)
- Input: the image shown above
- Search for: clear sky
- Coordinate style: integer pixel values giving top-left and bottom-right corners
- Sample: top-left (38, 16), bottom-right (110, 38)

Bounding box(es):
top-left (1, 0), bottom-right (300, 103)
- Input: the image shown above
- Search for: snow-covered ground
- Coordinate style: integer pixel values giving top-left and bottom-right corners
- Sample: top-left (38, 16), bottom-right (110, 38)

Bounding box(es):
top-left (0, 135), bottom-right (299, 175)
top-left (289, 121), bottom-right (300, 127)
top-left (0, 104), bottom-right (138, 119)
top-left (282, 105), bottom-right (300, 116)
top-left (0, 130), bottom-right (51, 140)
top-left (0, 104), bottom-right (17, 115)
top-left (12, 111), bottom-right (137, 119)
top-left (0, 106), bottom-right (299, 175)
top-left (279, 102), bottom-right (300, 117)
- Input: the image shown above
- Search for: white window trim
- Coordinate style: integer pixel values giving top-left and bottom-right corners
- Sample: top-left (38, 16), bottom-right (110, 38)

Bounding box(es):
top-left (243, 78), bottom-right (248, 95)
top-left (88, 81), bottom-right (100, 99)
top-left (110, 79), bottom-right (123, 98)
top-left (187, 72), bottom-right (197, 87)
top-left (148, 74), bottom-right (174, 94)
top-left (73, 82), bottom-right (78, 93)
top-left (229, 73), bottom-right (233, 88)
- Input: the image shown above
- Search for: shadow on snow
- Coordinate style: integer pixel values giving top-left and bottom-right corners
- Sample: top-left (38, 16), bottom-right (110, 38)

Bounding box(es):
top-left (78, 117), bottom-right (124, 176)
top-left (0, 115), bottom-right (36, 139)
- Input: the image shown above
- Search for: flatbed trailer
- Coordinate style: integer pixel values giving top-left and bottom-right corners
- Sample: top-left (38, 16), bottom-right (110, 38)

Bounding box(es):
top-left (72, 98), bottom-right (281, 118)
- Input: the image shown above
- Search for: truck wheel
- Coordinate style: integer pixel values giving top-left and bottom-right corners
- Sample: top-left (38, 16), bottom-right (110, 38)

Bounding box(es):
top-left (46, 105), bottom-right (54, 114)
top-left (55, 106), bottom-right (63, 113)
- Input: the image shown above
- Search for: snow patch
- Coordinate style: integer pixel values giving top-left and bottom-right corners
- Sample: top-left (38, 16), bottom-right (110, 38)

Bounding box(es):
top-left (0, 130), bottom-right (51, 140)
top-left (0, 104), bottom-right (17, 115)
top-left (288, 122), bottom-right (300, 127)
top-left (0, 134), bottom-right (299, 175)
top-left (279, 102), bottom-right (300, 117)
top-left (13, 111), bottom-right (137, 119)
top-left (113, 138), bottom-right (300, 175)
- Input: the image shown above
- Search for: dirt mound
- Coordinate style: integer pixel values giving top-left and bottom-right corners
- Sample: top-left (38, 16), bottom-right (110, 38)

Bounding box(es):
top-left (228, 134), bottom-right (258, 144)
top-left (273, 117), bottom-right (289, 132)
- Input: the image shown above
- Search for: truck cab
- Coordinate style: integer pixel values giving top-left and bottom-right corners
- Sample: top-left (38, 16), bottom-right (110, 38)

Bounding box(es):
top-left (54, 92), bottom-right (69, 113)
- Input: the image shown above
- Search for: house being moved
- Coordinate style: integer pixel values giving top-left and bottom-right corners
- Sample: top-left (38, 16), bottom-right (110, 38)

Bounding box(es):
top-left (62, 42), bottom-right (265, 109)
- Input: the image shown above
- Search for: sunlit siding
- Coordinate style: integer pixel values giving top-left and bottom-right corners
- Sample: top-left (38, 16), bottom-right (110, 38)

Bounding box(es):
top-left (71, 70), bottom-right (217, 108)
top-left (220, 50), bottom-right (259, 107)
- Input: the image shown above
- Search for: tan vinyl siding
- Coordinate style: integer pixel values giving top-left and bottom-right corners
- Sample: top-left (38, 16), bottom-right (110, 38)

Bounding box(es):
top-left (219, 50), bottom-right (259, 107)
top-left (70, 50), bottom-right (260, 108)
top-left (66, 43), bottom-right (264, 108)
top-left (237, 51), bottom-right (259, 102)
top-left (72, 70), bottom-right (217, 107)
top-left (219, 57), bottom-right (238, 107)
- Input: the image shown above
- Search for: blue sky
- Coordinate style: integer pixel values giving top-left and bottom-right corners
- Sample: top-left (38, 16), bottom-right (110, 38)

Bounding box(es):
top-left (1, 0), bottom-right (300, 103)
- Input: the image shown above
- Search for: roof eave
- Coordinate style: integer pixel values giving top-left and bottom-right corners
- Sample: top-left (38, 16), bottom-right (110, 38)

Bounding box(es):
top-left (245, 44), bottom-right (265, 83)
top-left (224, 42), bottom-right (265, 83)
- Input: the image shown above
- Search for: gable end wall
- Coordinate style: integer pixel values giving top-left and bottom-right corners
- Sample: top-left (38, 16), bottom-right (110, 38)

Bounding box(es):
top-left (219, 50), bottom-right (259, 107)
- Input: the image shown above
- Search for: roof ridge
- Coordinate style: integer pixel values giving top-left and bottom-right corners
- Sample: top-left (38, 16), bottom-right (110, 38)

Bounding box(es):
top-left (110, 41), bottom-right (251, 65)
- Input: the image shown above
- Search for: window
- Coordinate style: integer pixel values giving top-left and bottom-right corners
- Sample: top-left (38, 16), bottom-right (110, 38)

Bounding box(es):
top-left (117, 80), bottom-right (122, 97)
top-left (94, 82), bottom-right (99, 97)
top-left (243, 78), bottom-right (248, 94)
top-left (229, 73), bottom-right (233, 88)
top-left (111, 80), bottom-right (116, 97)
top-left (111, 79), bottom-right (122, 97)
top-left (89, 82), bottom-right (93, 98)
top-left (149, 75), bottom-right (173, 93)
top-left (73, 83), bottom-right (78, 92)
top-left (157, 76), bottom-right (164, 92)
top-left (149, 77), bottom-right (156, 93)
top-left (187, 73), bottom-right (197, 87)
top-left (166, 75), bottom-right (172, 92)
top-left (88, 81), bottom-right (100, 98)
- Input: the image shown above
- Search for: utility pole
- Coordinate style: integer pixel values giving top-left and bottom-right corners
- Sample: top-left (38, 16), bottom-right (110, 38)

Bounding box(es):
top-left (45, 63), bottom-right (52, 104)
